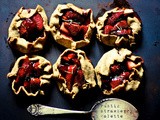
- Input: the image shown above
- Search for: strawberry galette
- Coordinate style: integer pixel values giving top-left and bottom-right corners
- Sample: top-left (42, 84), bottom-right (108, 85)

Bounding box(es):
top-left (8, 5), bottom-right (49, 53)
top-left (95, 48), bottom-right (144, 95)
top-left (7, 55), bottom-right (52, 96)
top-left (50, 3), bottom-right (95, 49)
top-left (96, 7), bottom-right (141, 47)
top-left (52, 49), bottom-right (96, 99)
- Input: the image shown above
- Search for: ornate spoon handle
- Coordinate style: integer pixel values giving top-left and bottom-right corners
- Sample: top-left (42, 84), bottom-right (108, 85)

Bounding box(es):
top-left (27, 104), bottom-right (89, 116)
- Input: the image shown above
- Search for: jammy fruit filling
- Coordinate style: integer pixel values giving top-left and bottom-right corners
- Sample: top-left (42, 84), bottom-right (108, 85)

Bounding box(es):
top-left (19, 13), bottom-right (44, 42)
top-left (60, 9), bottom-right (90, 40)
top-left (101, 60), bottom-right (138, 90)
top-left (103, 10), bottom-right (133, 36)
top-left (58, 51), bottom-right (85, 91)
top-left (14, 57), bottom-right (42, 93)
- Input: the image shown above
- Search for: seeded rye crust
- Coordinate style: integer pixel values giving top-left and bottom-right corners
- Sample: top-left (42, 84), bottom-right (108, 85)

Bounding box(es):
top-left (8, 5), bottom-right (49, 53)
top-left (49, 3), bottom-right (95, 49)
top-left (7, 55), bottom-right (52, 96)
top-left (95, 48), bottom-right (144, 95)
top-left (53, 49), bottom-right (96, 99)
top-left (96, 7), bottom-right (141, 47)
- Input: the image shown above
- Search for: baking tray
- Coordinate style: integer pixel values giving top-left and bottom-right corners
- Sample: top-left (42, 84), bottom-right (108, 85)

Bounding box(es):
top-left (0, 0), bottom-right (160, 120)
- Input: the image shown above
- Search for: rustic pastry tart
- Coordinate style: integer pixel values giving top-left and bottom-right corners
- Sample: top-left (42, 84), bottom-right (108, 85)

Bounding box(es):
top-left (95, 48), bottom-right (144, 95)
top-left (52, 49), bottom-right (96, 99)
top-left (49, 3), bottom-right (95, 49)
top-left (7, 55), bottom-right (52, 96)
top-left (96, 7), bottom-right (141, 47)
top-left (8, 5), bottom-right (49, 53)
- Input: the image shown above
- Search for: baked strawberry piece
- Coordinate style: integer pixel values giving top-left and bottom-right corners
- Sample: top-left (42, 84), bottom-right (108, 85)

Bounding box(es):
top-left (96, 7), bottom-right (141, 47)
top-left (95, 48), bottom-right (144, 95)
top-left (53, 49), bottom-right (96, 99)
top-left (8, 5), bottom-right (49, 53)
top-left (50, 3), bottom-right (95, 49)
top-left (19, 13), bottom-right (44, 42)
top-left (60, 10), bottom-right (89, 39)
top-left (7, 55), bottom-right (52, 96)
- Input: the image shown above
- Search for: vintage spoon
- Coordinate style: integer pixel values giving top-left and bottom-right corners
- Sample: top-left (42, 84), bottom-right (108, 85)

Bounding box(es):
top-left (27, 98), bottom-right (138, 120)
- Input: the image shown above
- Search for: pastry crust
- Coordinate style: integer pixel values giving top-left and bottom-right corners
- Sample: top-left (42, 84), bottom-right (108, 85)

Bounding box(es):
top-left (96, 7), bottom-right (141, 47)
top-left (49, 3), bottom-right (95, 49)
top-left (95, 48), bottom-right (144, 95)
top-left (7, 55), bottom-right (52, 96)
top-left (8, 5), bottom-right (49, 53)
top-left (53, 49), bottom-right (96, 99)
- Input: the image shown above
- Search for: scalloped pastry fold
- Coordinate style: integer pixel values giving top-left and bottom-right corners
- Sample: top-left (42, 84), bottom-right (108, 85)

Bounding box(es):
top-left (95, 48), bottom-right (144, 95)
top-left (53, 49), bottom-right (96, 99)
top-left (96, 7), bottom-right (141, 47)
top-left (8, 5), bottom-right (50, 53)
top-left (49, 3), bottom-right (95, 49)
top-left (7, 55), bottom-right (52, 96)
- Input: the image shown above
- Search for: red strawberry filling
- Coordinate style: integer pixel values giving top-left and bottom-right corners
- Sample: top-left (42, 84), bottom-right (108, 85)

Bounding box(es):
top-left (14, 57), bottom-right (42, 93)
top-left (19, 13), bottom-right (44, 42)
top-left (101, 59), bottom-right (140, 90)
top-left (103, 10), bottom-right (133, 36)
top-left (58, 51), bottom-right (84, 91)
top-left (60, 10), bottom-right (90, 40)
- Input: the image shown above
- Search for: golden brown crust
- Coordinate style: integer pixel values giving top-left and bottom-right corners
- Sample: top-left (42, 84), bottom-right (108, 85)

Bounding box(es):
top-left (96, 7), bottom-right (141, 47)
top-left (52, 49), bottom-right (96, 99)
top-left (8, 5), bottom-right (49, 53)
top-left (49, 3), bottom-right (95, 49)
top-left (7, 55), bottom-right (52, 96)
top-left (95, 48), bottom-right (144, 95)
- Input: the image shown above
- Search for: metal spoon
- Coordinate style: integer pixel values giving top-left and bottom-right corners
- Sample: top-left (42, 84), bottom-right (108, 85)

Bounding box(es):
top-left (27, 98), bottom-right (138, 120)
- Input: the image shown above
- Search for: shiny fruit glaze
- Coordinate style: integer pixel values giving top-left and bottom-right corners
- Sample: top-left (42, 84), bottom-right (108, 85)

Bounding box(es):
top-left (103, 10), bottom-right (132, 36)
top-left (15, 57), bottom-right (41, 93)
top-left (60, 10), bottom-right (90, 40)
top-left (58, 52), bottom-right (84, 91)
top-left (101, 60), bottom-right (138, 90)
top-left (19, 13), bottom-right (44, 42)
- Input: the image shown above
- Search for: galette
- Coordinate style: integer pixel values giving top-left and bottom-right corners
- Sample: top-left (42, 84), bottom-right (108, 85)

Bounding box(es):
top-left (52, 49), bottom-right (96, 99)
top-left (7, 55), bottom-right (52, 96)
top-left (8, 5), bottom-right (49, 53)
top-left (96, 7), bottom-right (141, 47)
top-left (95, 48), bottom-right (144, 95)
top-left (50, 3), bottom-right (95, 49)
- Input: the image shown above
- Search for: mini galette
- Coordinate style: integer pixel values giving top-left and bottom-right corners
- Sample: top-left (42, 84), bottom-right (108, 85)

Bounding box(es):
top-left (8, 5), bottom-right (49, 53)
top-left (53, 49), bottom-right (96, 99)
top-left (7, 55), bottom-right (52, 96)
top-left (96, 7), bottom-right (141, 47)
top-left (50, 3), bottom-right (95, 49)
top-left (95, 48), bottom-right (144, 95)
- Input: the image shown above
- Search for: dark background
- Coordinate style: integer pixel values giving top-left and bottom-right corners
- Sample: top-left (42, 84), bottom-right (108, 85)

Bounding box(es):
top-left (0, 0), bottom-right (160, 120)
